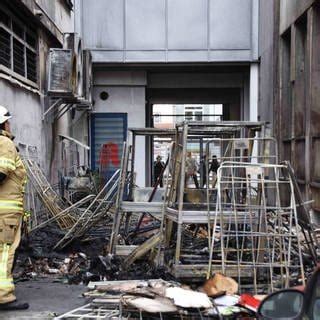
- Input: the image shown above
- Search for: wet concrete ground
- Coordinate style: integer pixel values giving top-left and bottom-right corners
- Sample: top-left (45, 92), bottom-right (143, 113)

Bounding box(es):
top-left (0, 279), bottom-right (87, 319)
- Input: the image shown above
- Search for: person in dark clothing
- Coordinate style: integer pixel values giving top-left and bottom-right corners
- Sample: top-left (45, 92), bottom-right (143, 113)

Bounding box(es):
top-left (201, 155), bottom-right (207, 187)
top-left (154, 155), bottom-right (165, 187)
top-left (202, 155), bottom-right (220, 187)
top-left (209, 155), bottom-right (220, 174)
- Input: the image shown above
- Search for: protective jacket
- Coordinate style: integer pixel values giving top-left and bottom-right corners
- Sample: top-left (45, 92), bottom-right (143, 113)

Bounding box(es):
top-left (0, 129), bottom-right (26, 304)
top-left (0, 130), bottom-right (26, 213)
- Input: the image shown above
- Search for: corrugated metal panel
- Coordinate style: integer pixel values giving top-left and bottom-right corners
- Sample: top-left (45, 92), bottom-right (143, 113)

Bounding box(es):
top-left (91, 113), bottom-right (127, 180)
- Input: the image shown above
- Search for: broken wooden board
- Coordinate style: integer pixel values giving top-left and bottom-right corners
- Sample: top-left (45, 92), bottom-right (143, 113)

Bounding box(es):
top-left (123, 232), bottom-right (162, 267)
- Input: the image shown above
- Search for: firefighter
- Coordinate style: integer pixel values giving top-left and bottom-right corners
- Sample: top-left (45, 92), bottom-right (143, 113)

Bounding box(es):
top-left (0, 106), bottom-right (29, 310)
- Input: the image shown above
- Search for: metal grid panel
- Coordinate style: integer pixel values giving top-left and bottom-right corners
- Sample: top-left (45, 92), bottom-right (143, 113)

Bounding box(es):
top-left (208, 162), bottom-right (305, 293)
top-left (160, 122), bottom-right (313, 294)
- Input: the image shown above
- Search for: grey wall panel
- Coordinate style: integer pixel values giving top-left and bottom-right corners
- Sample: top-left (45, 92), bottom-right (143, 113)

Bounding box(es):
top-left (82, 0), bottom-right (124, 49)
top-left (210, 0), bottom-right (252, 49)
top-left (168, 0), bottom-right (208, 49)
top-left (209, 50), bottom-right (252, 61)
top-left (94, 71), bottom-right (147, 86)
top-left (90, 49), bottom-right (252, 63)
top-left (125, 51), bottom-right (166, 62)
top-left (80, 0), bottom-right (257, 63)
top-left (167, 50), bottom-right (208, 62)
top-left (0, 79), bottom-right (47, 170)
top-left (91, 51), bottom-right (125, 62)
top-left (258, 0), bottom-right (274, 125)
top-left (126, 0), bottom-right (166, 50)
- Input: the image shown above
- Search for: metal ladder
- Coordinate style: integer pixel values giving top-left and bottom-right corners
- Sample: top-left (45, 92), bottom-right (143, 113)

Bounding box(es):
top-left (23, 159), bottom-right (77, 229)
top-left (55, 169), bottom-right (121, 249)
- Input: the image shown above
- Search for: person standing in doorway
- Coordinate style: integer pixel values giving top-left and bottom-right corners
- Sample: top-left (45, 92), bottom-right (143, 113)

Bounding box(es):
top-left (154, 155), bottom-right (165, 187)
top-left (185, 151), bottom-right (199, 188)
top-left (0, 106), bottom-right (29, 310)
top-left (209, 155), bottom-right (220, 174)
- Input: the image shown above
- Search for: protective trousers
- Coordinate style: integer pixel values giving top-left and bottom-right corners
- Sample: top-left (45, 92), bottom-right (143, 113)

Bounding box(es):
top-left (0, 213), bottom-right (21, 304)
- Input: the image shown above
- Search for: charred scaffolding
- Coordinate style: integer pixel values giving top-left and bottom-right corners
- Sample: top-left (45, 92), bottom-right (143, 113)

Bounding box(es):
top-left (111, 121), bottom-right (318, 294)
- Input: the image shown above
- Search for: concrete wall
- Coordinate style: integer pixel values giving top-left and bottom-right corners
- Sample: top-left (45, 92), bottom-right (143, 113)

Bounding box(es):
top-left (258, 0), bottom-right (276, 127)
top-left (0, 79), bottom-right (46, 165)
top-left (34, 0), bottom-right (74, 33)
top-left (0, 1), bottom-right (74, 177)
top-left (93, 71), bottom-right (146, 186)
top-left (92, 68), bottom-right (253, 185)
top-left (76, 0), bottom-right (259, 63)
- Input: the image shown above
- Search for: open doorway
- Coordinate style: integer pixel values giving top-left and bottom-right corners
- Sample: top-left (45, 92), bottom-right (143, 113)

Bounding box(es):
top-left (151, 104), bottom-right (223, 186)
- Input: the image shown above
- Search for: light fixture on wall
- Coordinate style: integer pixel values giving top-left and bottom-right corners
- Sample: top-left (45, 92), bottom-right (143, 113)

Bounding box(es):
top-left (100, 91), bottom-right (109, 101)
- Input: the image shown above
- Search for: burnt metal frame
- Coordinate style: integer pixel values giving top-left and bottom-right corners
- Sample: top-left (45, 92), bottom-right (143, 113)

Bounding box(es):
top-left (159, 121), bottom-right (297, 287)
top-left (159, 121), bottom-right (314, 293)
top-left (162, 122), bottom-right (266, 254)
top-left (207, 162), bottom-right (305, 293)
top-left (109, 129), bottom-right (175, 254)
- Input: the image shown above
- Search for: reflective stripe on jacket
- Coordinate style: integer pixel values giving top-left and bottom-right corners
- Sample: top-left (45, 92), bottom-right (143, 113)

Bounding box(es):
top-left (0, 130), bottom-right (26, 214)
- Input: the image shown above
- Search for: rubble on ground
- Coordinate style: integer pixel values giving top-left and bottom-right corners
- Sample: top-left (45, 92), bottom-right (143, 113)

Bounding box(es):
top-left (55, 277), bottom-right (261, 319)
top-left (18, 123), bottom-right (320, 319)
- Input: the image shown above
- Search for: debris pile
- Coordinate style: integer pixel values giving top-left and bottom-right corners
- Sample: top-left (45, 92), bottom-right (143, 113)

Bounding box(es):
top-left (56, 274), bottom-right (261, 319)
top-left (16, 122), bottom-right (319, 319)
top-left (15, 244), bottom-right (169, 285)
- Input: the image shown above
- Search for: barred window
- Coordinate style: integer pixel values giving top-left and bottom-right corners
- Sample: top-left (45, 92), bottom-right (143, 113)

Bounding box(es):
top-left (0, 5), bottom-right (38, 83)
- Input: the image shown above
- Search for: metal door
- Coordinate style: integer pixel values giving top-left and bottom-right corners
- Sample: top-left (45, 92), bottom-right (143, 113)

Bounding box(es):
top-left (90, 113), bottom-right (127, 182)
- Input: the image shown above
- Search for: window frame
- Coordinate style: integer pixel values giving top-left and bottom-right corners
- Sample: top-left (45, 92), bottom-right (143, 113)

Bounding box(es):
top-left (0, 4), bottom-right (38, 87)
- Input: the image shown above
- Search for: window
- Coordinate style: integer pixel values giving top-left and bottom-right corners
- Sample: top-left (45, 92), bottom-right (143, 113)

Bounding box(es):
top-left (0, 5), bottom-right (38, 83)
top-left (153, 113), bottom-right (161, 124)
top-left (195, 111), bottom-right (202, 121)
top-left (185, 111), bottom-right (193, 121)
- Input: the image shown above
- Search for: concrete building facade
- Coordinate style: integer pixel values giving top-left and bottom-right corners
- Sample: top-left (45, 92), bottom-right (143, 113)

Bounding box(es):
top-left (0, 0), bottom-right (74, 175)
top-left (4, 0), bottom-right (316, 208)
top-left (75, 0), bottom-right (260, 186)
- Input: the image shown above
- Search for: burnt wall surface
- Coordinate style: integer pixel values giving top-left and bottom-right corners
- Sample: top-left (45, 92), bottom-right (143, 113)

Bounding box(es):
top-left (275, 0), bottom-right (320, 219)
top-left (258, 0), bottom-right (276, 126)
top-left (0, 0), bottom-right (74, 173)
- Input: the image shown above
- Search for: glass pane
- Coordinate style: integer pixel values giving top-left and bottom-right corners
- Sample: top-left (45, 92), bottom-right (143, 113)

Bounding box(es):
top-left (185, 111), bottom-right (193, 120)
top-left (152, 104), bottom-right (223, 129)
top-left (0, 8), bottom-right (10, 27)
top-left (0, 27), bottom-right (11, 68)
top-left (12, 20), bottom-right (24, 39)
top-left (13, 38), bottom-right (25, 76)
top-left (313, 299), bottom-right (320, 320)
top-left (26, 32), bottom-right (37, 48)
top-left (26, 48), bottom-right (37, 82)
top-left (260, 291), bottom-right (303, 318)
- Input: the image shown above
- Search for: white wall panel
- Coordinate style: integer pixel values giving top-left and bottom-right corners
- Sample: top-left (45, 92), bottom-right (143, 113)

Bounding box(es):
top-left (126, 0), bottom-right (166, 50)
top-left (210, 0), bottom-right (252, 49)
top-left (83, 0), bottom-right (124, 49)
top-left (168, 0), bottom-right (207, 49)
